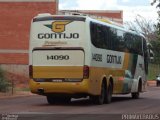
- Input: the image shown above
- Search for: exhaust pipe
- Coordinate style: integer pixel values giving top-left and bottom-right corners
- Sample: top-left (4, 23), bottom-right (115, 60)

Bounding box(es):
top-left (37, 88), bottom-right (44, 95)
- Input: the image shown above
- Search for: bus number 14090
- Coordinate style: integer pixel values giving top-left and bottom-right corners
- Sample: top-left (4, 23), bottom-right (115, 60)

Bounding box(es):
top-left (47, 55), bottom-right (70, 60)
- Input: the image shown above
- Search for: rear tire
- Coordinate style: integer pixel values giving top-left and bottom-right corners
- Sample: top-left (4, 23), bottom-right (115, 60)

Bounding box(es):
top-left (47, 96), bottom-right (55, 104)
top-left (157, 81), bottom-right (160, 87)
top-left (131, 92), bottom-right (139, 99)
top-left (59, 97), bottom-right (71, 103)
top-left (91, 82), bottom-right (106, 105)
top-left (105, 82), bottom-right (113, 104)
top-left (47, 96), bottom-right (71, 104)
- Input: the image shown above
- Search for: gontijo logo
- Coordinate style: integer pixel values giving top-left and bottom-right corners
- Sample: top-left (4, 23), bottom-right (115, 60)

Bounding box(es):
top-left (38, 21), bottom-right (80, 39)
top-left (45, 21), bottom-right (71, 33)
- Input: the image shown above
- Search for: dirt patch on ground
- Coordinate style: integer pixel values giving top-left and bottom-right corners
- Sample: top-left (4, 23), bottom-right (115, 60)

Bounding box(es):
top-left (0, 91), bottom-right (35, 99)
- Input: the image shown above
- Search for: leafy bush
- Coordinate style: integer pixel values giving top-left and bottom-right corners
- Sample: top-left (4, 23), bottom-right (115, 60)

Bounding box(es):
top-left (0, 68), bottom-right (10, 92)
top-left (148, 63), bottom-right (160, 80)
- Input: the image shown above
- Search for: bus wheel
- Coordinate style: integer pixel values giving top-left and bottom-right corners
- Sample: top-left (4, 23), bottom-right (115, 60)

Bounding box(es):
top-left (105, 82), bottom-right (113, 104)
top-left (131, 81), bottom-right (141, 99)
top-left (58, 97), bottom-right (71, 103)
top-left (47, 96), bottom-right (71, 104)
top-left (131, 92), bottom-right (139, 99)
top-left (157, 81), bottom-right (160, 87)
top-left (91, 82), bottom-right (105, 105)
top-left (46, 96), bottom-right (55, 104)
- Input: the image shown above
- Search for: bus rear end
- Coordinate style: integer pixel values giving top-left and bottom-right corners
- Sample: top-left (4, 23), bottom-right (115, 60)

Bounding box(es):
top-left (29, 14), bottom-right (90, 103)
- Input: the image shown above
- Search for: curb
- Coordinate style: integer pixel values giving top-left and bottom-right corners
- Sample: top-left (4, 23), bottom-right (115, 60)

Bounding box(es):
top-left (0, 92), bottom-right (36, 99)
top-left (147, 80), bottom-right (156, 86)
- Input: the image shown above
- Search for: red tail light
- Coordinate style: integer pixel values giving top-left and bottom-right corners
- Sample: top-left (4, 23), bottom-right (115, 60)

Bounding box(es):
top-left (29, 65), bottom-right (33, 78)
top-left (83, 65), bottom-right (89, 79)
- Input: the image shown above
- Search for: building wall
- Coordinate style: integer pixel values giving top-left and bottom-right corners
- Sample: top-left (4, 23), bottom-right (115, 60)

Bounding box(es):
top-left (60, 10), bottom-right (123, 24)
top-left (0, 0), bottom-right (57, 64)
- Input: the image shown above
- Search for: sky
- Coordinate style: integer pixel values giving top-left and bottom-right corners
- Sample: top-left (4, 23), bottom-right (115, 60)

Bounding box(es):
top-left (59, 0), bottom-right (158, 23)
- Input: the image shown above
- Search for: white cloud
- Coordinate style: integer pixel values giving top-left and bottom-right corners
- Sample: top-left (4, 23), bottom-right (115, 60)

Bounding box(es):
top-left (76, 0), bottom-right (105, 10)
top-left (59, 0), bottom-right (118, 10)
top-left (122, 0), bottom-right (129, 3)
top-left (59, 0), bottom-right (158, 22)
top-left (120, 6), bottom-right (158, 23)
top-left (76, 0), bottom-right (117, 10)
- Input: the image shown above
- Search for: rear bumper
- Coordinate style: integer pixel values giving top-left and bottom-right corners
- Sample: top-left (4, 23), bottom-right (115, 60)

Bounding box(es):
top-left (29, 79), bottom-right (89, 96)
top-left (32, 66), bottom-right (83, 78)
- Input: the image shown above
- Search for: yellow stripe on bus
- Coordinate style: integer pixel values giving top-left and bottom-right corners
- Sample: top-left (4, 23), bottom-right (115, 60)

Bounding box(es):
top-left (33, 66), bottom-right (83, 78)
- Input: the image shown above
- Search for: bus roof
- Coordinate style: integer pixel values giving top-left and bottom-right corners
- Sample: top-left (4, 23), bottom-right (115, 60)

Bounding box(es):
top-left (33, 14), bottom-right (143, 38)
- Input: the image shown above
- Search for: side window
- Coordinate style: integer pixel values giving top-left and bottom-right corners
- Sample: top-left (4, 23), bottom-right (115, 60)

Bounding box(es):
top-left (110, 28), bottom-right (117, 50)
top-left (117, 30), bottom-right (125, 52)
top-left (131, 35), bottom-right (143, 55)
top-left (90, 22), bottom-right (109, 49)
top-left (95, 24), bottom-right (102, 48)
top-left (124, 33), bottom-right (143, 55)
top-left (90, 21), bottom-right (143, 55)
top-left (135, 35), bottom-right (143, 55)
top-left (90, 22), bottom-right (96, 47)
top-left (97, 24), bottom-right (106, 49)
top-left (104, 26), bottom-right (112, 50)
top-left (124, 32), bottom-right (132, 53)
top-left (104, 27), bottom-right (118, 50)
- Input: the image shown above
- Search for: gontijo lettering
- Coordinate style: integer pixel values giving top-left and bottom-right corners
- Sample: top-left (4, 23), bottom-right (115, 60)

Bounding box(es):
top-left (107, 54), bottom-right (122, 64)
top-left (38, 33), bottom-right (79, 39)
top-left (37, 21), bottom-right (80, 39)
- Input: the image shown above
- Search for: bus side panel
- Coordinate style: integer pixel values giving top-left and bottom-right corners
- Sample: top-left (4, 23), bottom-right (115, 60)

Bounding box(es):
top-left (88, 46), bottom-right (126, 95)
top-left (131, 55), bottom-right (147, 92)
top-left (89, 66), bottom-right (125, 95)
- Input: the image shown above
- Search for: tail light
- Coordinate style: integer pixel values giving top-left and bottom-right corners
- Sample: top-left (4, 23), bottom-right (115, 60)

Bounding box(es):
top-left (83, 65), bottom-right (89, 79)
top-left (29, 65), bottom-right (33, 78)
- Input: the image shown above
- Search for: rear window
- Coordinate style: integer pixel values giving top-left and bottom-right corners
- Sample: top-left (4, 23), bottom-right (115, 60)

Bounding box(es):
top-left (90, 22), bottom-right (143, 55)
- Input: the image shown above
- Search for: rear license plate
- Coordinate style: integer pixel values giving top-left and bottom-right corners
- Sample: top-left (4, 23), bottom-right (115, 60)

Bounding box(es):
top-left (52, 79), bottom-right (63, 82)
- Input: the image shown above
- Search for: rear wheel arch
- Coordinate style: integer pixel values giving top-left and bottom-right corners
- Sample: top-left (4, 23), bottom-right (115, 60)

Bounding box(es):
top-left (109, 77), bottom-right (113, 88)
top-left (101, 76), bottom-right (113, 93)
top-left (107, 76), bottom-right (114, 88)
top-left (131, 77), bottom-right (142, 99)
top-left (90, 77), bottom-right (107, 105)
top-left (104, 77), bottom-right (113, 104)
top-left (102, 77), bottom-right (107, 89)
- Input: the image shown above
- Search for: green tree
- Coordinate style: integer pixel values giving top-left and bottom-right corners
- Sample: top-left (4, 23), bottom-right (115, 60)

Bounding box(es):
top-left (150, 40), bottom-right (160, 63)
top-left (151, 0), bottom-right (160, 8)
top-left (151, 0), bottom-right (160, 40)
top-left (150, 0), bottom-right (160, 64)
top-left (0, 68), bottom-right (10, 92)
top-left (125, 14), bottom-right (157, 41)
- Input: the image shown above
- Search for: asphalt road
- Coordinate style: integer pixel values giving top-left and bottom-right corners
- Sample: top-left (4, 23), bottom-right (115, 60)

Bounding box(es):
top-left (0, 86), bottom-right (160, 120)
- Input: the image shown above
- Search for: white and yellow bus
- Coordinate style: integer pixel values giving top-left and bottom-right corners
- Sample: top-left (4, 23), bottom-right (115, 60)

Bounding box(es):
top-left (29, 13), bottom-right (149, 104)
